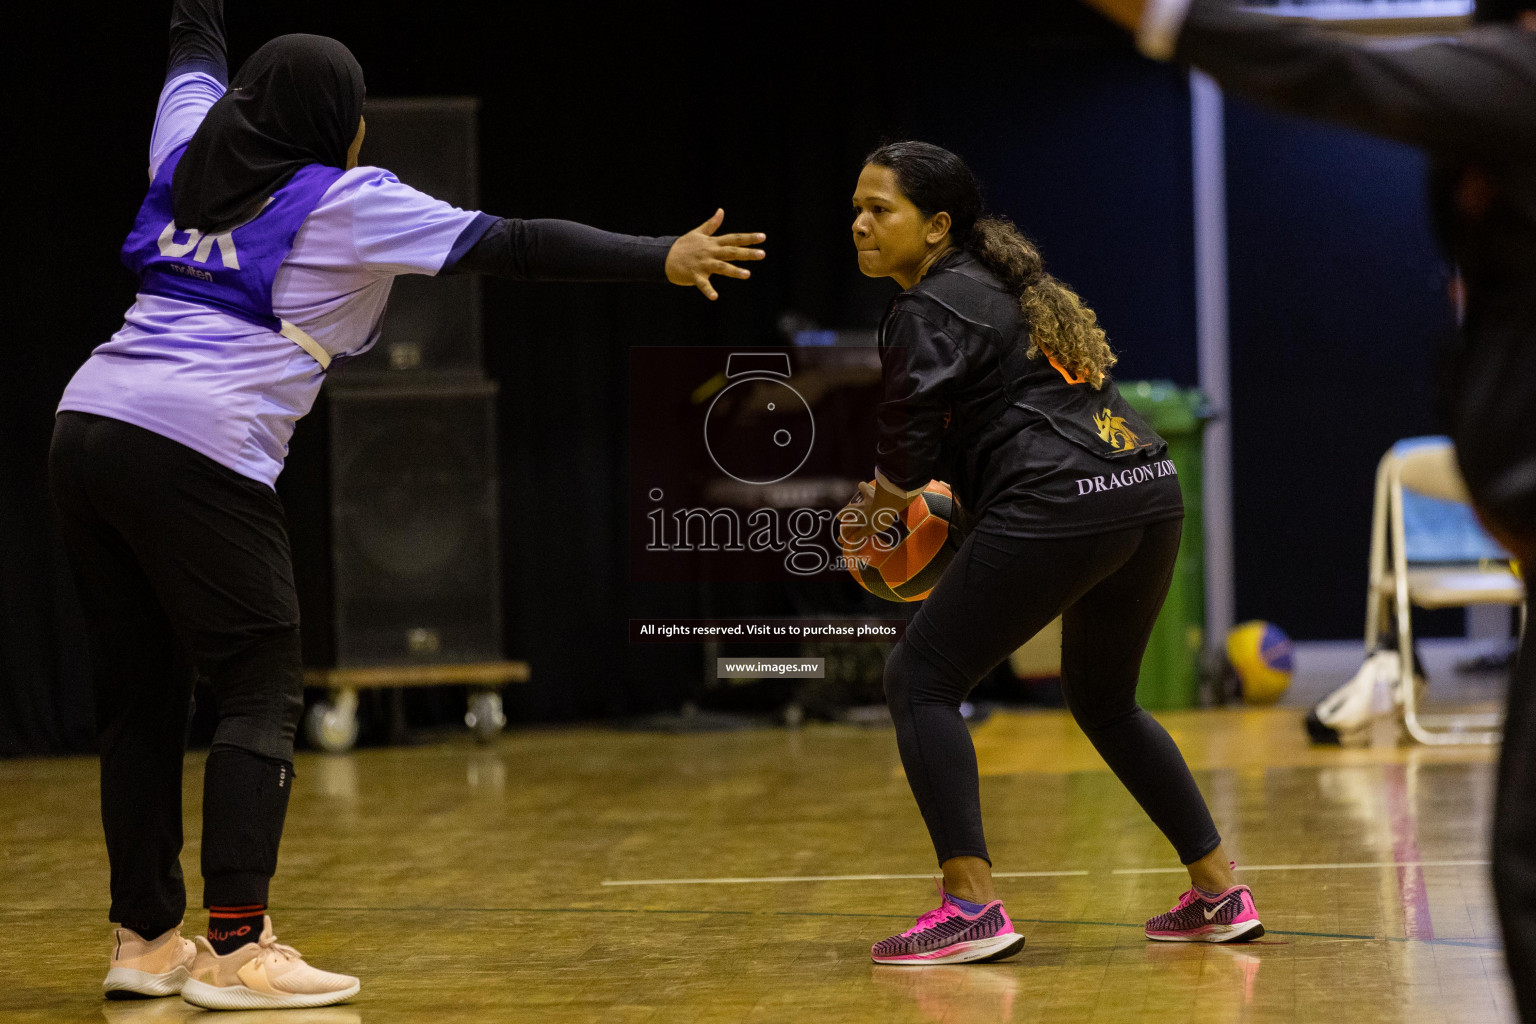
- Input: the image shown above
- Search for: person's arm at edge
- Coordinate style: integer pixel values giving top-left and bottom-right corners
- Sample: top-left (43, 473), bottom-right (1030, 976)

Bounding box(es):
top-left (1088, 0), bottom-right (1536, 158)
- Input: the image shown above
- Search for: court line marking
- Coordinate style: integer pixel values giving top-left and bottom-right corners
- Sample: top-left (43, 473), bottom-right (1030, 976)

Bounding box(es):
top-left (1384, 764), bottom-right (1435, 940)
top-left (601, 871), bottom-right (1091, 887)
top-left (602, 861), bottom-right (1490, 886)
top-left (1111, 860), bottom-right (1490, 875)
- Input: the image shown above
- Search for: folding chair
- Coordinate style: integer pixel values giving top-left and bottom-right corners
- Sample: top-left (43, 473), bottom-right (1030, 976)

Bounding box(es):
top-left (1367, 436), bottom-right (1524, 745)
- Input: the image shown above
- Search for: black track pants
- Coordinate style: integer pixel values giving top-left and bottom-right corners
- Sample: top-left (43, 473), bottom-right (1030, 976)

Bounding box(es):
top-left (49, 412), bottom-right (303, 934)
top-left (883, 517), bottom-right (1222, 867)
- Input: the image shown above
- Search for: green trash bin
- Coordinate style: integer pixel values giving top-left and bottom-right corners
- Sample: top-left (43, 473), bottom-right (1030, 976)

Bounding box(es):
top-left (1120, 381), bottom-right (1208, 710)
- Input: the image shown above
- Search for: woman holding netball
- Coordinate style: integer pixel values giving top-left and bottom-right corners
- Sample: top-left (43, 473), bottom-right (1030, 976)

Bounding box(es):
top-left (51, 0), bottom-right (763, 1009)
top-left (839, 141), bottom-right (1261, 965)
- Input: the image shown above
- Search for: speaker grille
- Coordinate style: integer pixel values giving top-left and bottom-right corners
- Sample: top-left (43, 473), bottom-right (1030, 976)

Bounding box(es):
top-left (327, 381), bottom-right (502, 665)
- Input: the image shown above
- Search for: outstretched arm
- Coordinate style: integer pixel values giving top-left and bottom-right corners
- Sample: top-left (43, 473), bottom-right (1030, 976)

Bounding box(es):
top-left (149, 0), bottom-right (228, 177)
top-left (1081, 0), bottom-right (1536, 160)
top-left (444, 208), bottom-right (766, 300)
top-left (166, 0), bottom-right (227, 85)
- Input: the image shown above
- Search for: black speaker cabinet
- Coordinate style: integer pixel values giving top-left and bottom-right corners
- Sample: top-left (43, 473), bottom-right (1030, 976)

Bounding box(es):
top-left (352, 97), bottom-right (483, 374)
top-left (324, 379), bottom-right (503, 666)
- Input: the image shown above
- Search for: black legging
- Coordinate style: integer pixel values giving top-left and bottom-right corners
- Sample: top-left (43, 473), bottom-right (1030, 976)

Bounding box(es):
top-left (49, 412), bottom-right (301, 936)
top-left (884, 516), bottom-right (1222, 867)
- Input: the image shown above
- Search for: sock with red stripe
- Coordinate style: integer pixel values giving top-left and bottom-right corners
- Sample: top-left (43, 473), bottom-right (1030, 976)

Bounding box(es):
top-left (207, 905), bottom-right (265, 954)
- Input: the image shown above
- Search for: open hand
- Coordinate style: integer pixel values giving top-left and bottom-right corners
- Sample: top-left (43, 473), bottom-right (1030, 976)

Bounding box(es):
top-left (665, 209), bottom-right (767, 301)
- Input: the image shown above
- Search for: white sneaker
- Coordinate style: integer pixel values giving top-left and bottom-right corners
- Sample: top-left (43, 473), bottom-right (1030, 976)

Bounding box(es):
top-left (103, 921), bottom-right (196, 998)
top-left (1307, 649), bottom-right (1425, 746)
top-left (180, 917), bottom-right (359, 1010)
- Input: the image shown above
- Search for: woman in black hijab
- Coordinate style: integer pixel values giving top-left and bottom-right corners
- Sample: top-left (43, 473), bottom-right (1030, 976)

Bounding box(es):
top-left (54, 0), bottom-right (764, 1010)
top-left (172, 33), bottom-right (366, 233)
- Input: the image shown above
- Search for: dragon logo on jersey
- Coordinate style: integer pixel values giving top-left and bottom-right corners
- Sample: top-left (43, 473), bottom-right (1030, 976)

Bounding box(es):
top-left (1094, 408), bottom-right (1140, 452)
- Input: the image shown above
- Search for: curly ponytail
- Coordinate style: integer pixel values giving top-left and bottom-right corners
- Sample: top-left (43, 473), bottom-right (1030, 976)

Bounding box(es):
top-left (968, 217), bottom-right (1116, 387)
top-left (865, 142), bottom-right (1117, 389)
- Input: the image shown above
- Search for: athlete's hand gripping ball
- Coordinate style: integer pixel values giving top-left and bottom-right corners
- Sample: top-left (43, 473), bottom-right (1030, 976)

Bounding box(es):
top-left (665, 209), bottom-right (767, 300)
top-left (839, 479), bottom-right (964, 603)
top-left (838, 479), bottom-right (909, 545)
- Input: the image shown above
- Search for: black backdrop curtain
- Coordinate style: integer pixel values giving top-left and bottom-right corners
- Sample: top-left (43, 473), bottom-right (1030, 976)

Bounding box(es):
top-left (3, 1), bottom-right (1203, 754)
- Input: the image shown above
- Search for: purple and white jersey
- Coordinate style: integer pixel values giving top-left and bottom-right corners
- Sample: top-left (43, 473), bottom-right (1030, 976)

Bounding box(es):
top-left (122, 144), bottom-right (345, 329)
top-left (58, 72), bottom-right (486, 488)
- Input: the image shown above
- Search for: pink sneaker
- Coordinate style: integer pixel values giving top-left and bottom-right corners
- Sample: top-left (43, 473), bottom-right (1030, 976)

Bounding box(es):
top-left (103, 922), bottom-right (196, 998)
top-left (871, 887), bottom-right (1026, 965)
top-left (1145, 883), bottom-right (1264, 943)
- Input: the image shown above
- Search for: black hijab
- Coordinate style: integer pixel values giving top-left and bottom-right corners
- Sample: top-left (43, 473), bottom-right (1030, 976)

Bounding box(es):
top-left (172, 34), bottom-right (365, 233)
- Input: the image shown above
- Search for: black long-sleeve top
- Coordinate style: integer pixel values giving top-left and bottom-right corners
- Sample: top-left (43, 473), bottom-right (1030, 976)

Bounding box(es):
top-left (442, 215), bottom-right (673, 282)
top-left (1172, 1), bottom-right (1536, 522)
top-left (875, 250), bottom-right (1184, 537)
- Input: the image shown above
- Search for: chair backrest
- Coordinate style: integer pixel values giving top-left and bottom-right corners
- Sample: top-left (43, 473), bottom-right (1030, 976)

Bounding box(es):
top-left (1388, 437), bottom-right (1508, 564)
top-left (1396, 443), bottom-right (1470, 503)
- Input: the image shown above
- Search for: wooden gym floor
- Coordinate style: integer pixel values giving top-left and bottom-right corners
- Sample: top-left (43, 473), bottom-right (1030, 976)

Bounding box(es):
top-left (0, 705), bottom-right (1514, 1023)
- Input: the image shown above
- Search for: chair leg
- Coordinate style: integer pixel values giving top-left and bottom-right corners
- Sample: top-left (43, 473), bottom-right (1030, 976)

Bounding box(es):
top-left (1397, 596), bottom-right (1436, 745)
top-left (1400, 601), bottom-right (1504, 745)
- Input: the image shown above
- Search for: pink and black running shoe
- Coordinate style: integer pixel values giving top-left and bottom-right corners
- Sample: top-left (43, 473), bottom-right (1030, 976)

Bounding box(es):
top-left (871, 889), bottom-right (1026, 965)
top-left (1145, 884), bottom-right (1264, 943)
